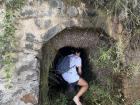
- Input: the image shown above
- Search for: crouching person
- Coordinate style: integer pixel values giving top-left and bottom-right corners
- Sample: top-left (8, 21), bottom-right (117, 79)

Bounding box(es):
top-left (61, 48), bottom-right (89, 105)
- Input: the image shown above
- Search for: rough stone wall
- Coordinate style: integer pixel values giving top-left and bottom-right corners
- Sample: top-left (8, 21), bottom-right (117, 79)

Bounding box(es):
top-left (0, 2), bottom-right (4, 34)
top-left (122, 32), bottom-right (140, 104)
top-left (0, 2), bottom-right (7, 105)
top-left (1, 0), bottom-right (112, 105)
top-left (0, 0), bottom-right (140, 105)
top-left (46, 28), bottom-right (99, 49)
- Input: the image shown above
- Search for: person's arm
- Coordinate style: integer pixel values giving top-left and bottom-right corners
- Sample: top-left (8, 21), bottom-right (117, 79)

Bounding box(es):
top-left (75, 57), bottom-right (82, 76)
top-left (77, 66), bottom-right (82, 76)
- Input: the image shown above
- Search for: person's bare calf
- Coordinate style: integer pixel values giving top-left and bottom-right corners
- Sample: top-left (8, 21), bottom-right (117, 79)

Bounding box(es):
top-left (73, 78), bottom-right (88, 105)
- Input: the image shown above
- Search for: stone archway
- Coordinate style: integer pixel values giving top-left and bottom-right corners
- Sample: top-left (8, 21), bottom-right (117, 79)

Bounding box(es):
top-left (39, 27), bottom-right (114, 105)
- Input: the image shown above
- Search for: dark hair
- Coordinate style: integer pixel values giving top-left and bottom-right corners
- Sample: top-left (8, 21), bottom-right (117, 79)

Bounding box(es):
top-left (75, 48), bottom-right (81, 53)
top-left (70, 47), bottom-right (81, 54)
top-left (70, 48), bottom-right (75, 54)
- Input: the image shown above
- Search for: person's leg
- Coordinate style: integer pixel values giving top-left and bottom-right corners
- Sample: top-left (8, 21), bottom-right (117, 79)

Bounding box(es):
top-left (73, 78), bottom-right (88, 105)
top-left (76, 78), bottom-right (88, 97)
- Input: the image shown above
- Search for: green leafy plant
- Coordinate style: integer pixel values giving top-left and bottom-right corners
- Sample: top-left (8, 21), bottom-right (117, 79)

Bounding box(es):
top-left (93, 46), bottom-right (117, 69)
top-left (64, 0), bottom-right (80, 5)
top-left (0, 9), bottom-right (17, 88)
top-left (0, 0), bottom-right (25, 88)
top-left (48, 93), bottom-right (67, 105)
top-left (5, 0), bottom-right (25, 10)
top-left (133, 99), bottom-right (140, 105)
top-left (84, 82), bottom-right (118, 105)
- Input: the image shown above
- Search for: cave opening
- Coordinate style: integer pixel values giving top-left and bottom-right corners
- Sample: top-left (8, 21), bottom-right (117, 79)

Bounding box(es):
top-left (39, 28), bottom-right (117, 105)
top-left (47, 46), bottom-right (94, 102)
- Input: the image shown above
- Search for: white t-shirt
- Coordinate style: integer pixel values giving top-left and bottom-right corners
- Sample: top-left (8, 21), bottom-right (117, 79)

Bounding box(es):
top-left (62, 54), bottom-right (82, 83)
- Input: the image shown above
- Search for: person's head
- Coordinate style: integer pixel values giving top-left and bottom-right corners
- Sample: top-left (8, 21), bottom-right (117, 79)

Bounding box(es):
top-left (70, 47), bottom-right (81, 56)
top-left (75, 48), bottom-right (81, 56)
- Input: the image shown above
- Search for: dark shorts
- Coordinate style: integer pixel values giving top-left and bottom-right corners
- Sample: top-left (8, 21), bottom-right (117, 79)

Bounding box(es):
top-left (69, 81), bottom-right (78, 87)
top-left (68, 80), bottom-right (79, 92)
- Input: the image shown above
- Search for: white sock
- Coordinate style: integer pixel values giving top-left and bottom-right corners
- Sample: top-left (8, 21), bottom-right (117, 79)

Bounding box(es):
top-left (73, 96), bottom-right (82, 105)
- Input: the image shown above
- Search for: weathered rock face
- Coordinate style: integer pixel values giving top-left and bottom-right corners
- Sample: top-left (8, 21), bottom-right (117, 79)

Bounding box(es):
top-left (0, 0), bottom-right (140, 105)
top-left (0, 3), bottom-right (5, 70)
top-left (122, 32), bottom-right (140, 105)
top-left (0, 53), bottom-right (39, 105)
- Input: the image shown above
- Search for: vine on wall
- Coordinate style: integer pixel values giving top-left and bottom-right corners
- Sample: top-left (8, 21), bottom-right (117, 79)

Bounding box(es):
top-left (0, 0), bottom-right (25, 88)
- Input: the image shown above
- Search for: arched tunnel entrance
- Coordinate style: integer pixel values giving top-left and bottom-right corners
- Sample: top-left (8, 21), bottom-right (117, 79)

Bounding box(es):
top-left (39, 28), bottom-right (118, 105)
top-left (47, 46), bottom-right (95, 104)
